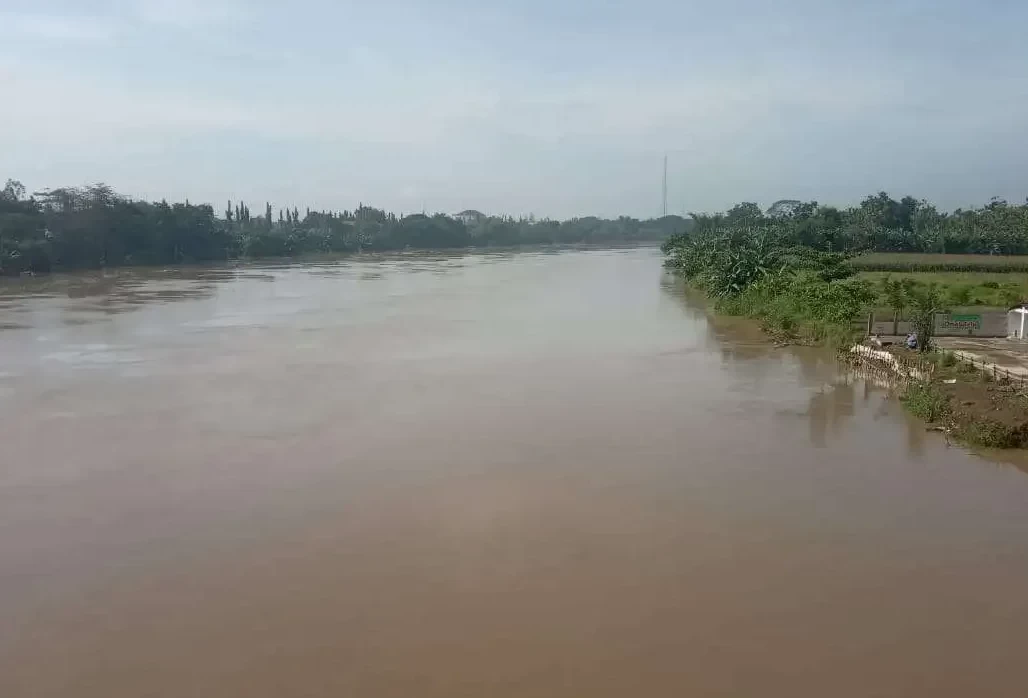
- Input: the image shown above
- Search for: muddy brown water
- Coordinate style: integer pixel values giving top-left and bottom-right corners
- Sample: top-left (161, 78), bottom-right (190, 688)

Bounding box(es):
top-left (2, 247), bottom-right (1027, 697)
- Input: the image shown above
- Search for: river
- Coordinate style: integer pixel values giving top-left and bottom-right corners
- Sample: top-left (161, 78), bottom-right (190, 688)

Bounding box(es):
top-left (2, 247), bottom-right (1027, 697)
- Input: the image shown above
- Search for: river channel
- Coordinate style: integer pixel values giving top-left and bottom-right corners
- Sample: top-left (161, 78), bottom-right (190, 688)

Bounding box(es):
top-left (1, 247), bottom-right (1026, 697)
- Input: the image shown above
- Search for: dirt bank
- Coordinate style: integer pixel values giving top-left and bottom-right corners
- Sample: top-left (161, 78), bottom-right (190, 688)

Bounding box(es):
top-left (847, 343), bottom-right (1028, 449)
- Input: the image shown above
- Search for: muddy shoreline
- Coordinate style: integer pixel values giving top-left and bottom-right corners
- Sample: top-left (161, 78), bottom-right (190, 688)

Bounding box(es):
top-left (845, 343), bottom-right (1028, 449)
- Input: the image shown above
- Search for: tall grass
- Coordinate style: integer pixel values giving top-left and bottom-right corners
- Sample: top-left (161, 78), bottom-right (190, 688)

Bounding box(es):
top-left (901, 381), bottom-right (950, 422)
top-left (716, 272), bottom-right (874, 347)
top-left (860, 271), bottom-right (1028, 308)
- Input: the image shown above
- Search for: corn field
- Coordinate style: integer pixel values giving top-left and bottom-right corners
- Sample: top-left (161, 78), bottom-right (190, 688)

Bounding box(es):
top-left (849, 253), bottom-right (1028, 273)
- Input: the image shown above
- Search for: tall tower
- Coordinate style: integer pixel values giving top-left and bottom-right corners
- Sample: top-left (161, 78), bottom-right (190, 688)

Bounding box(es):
top-left (662, 155), bottom-right (668, 217)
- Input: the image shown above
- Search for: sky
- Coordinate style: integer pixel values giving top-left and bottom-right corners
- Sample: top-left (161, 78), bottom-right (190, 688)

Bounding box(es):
top-left (2, 0), bottom-right (1027, 219)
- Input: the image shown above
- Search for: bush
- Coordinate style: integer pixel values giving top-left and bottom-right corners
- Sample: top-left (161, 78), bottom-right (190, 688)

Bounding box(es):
top-left (902, 381), bottom-right (950, 422)
top-left (907, 283), bottom-right (944, 351)
top-left (946, 284), bottom-right (973, 305)
top-left (957, 419), bottom-right (1025, 449)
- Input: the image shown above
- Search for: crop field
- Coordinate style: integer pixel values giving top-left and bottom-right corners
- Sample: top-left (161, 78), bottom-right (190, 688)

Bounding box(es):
top-left (849, 253), bottom-right (1028, 273)
top-left (859, 270), bottom-right (1028, 308)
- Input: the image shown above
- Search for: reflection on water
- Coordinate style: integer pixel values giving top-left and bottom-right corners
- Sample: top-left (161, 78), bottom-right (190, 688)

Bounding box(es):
top-left (2, 247), bottom-right (1028, 698)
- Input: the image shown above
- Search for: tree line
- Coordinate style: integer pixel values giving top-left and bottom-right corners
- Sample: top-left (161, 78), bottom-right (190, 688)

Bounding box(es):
top-left (689, 192), bottom-right (1028, 255)
top-left (659, 190), bottom-right (1028, 348)
top-left (0, 180), bottom-right (687, 274)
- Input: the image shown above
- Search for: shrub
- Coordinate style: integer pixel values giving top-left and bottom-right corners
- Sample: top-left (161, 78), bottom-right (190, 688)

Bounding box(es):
top-left (946, 284), bottom-right (973, 306)
top-left (957, 419), bottom-right (1025, 449)
top-left (902, 382), bottom-right (950, 422)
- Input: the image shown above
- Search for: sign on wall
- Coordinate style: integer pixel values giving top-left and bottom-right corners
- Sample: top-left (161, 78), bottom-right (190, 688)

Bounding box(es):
top-left (869, 311), bottom-right (1004, 337)
top-left (941, 314), bottom-right (981, 332)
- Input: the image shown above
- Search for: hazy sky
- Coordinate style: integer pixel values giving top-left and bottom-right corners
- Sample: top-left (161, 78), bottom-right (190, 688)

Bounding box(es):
top-left (2, 0), bottom-right (1027, 218)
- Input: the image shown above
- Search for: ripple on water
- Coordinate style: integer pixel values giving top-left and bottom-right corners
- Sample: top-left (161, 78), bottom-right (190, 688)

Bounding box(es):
top-left (42, 344), bottom-right (143, 367)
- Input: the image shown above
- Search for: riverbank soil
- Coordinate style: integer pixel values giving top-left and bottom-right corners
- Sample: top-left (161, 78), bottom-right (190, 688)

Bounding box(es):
top-left (876, 344), bottom-right (1028, 448)
top-left (935, 337), bottom-right (1028, 378)
top-left (940, 377), bottom-right (1028, 447)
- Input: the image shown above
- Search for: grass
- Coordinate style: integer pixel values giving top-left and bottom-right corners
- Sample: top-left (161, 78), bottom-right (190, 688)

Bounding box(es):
top-left (850, 253), bottom-right (1028, 273)
top-left (901, 381), bottom-right (951, 422)
top-left (859, 270), bottom-right (1028, 308)
top-left (955, 419), bottom-right (1025, 449)
top-left (896, 358), bottom-right (1028, 449)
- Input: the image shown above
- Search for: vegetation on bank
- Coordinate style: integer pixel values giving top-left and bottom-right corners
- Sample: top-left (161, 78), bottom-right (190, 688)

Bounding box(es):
top-left (664, 192), bottom-right (1028, 345)
top-left (663, 223), bottom-right (908, 347)
top-left (900, 354), bottom-right (1028, 449)
top-left (688, 192), bottom-right (1028, 255)
top-left (663, 194), bottom-right (1028, 448)
top-left (0, 179), bottom-right (687, 274)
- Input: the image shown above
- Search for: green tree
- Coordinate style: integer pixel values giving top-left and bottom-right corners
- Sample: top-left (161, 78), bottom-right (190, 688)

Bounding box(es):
top-left (2, 179), bottom-right (27, 202)
top-left (879, 276), bottom-right (917, 336)
top-left (907, 283), bottom-right (944, 352)
top-left (725, 202), bottom-right (764, 226)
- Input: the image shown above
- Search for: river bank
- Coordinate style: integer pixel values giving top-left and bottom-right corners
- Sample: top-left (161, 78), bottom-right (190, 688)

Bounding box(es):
top-left (844, 343), bottom-right (1028, 449)
top-left (662, 225), bottom-right (1028, 450)
top-left (668, 274), bottom-right (1028, 450)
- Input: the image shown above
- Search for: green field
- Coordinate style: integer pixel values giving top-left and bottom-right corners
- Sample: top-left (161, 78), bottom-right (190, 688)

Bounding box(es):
top-left (849, 253), bottom-right (1028, 273)
top-left (859, 270), bottom-right (1028, 308)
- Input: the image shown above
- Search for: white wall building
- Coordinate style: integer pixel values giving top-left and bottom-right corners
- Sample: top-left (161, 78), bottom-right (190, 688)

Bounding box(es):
top-left (1008, 305), bottom-right (1028, 340)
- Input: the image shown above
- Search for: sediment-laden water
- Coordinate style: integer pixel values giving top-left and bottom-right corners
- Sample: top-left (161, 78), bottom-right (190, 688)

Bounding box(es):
top-left (2, 247), bottom-right (1027, 697)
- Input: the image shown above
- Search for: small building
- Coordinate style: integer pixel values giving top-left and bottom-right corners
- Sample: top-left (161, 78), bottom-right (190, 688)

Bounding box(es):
top-left (1008, 304), bottom-right (1028, 340)
top-left (453, 209), bottom-right (485, 225)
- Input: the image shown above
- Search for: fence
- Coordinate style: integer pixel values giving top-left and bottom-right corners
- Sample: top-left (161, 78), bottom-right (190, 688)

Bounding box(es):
top-left (848, 344), bottom-right (936, 384)
top-left (849, 343), bottom-right (1028, 394)
top-left (945, 350), bottom-right (1028, 393)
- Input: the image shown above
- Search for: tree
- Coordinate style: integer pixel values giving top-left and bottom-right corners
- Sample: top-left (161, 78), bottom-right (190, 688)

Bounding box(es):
top-left (725, 202), bottom-right (764, 226)
top-left (2, 179), bottom-right (26, 202)
top-left (897, 196), bottom-right (918, 231)
top-left (226, 200), bottom-right (233, 222)
top-left (907, 283), bottom-right (944, 352)
top-left (859, 191), bottom-right (901, 229)
top-left (766, 199), bottom-right (802, 218)
top-left (880, 276), bottom-right (917, 336)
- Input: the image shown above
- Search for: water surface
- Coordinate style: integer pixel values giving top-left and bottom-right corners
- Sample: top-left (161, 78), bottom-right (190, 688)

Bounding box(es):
top-left (2, 248), bottom-right (1027, 697)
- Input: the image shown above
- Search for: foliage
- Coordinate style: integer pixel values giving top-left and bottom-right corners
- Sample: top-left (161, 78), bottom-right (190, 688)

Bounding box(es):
top-left (861, 271), bottom-right (1028, 308)
top-left (901, 381), bottom-right (951, 423)
top-left (667, 191), bottom-right (1028, 346)
top-left (667, 220), bottom-right (877, 345)
top-left (689, 192), bottom-right (1028, 257)
top-left (877, 276), bottom-right (917, 335)
top-left (779, 246), bottom-right (856, 282)
top-left (955, 418), bottom-right (1027, 449)
top-left (850, 253), bottom-right (1028, 273)
top-left (907, 283), bottom-right (945, 351)
top-left (0, 179), bottom-right (689, 274)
